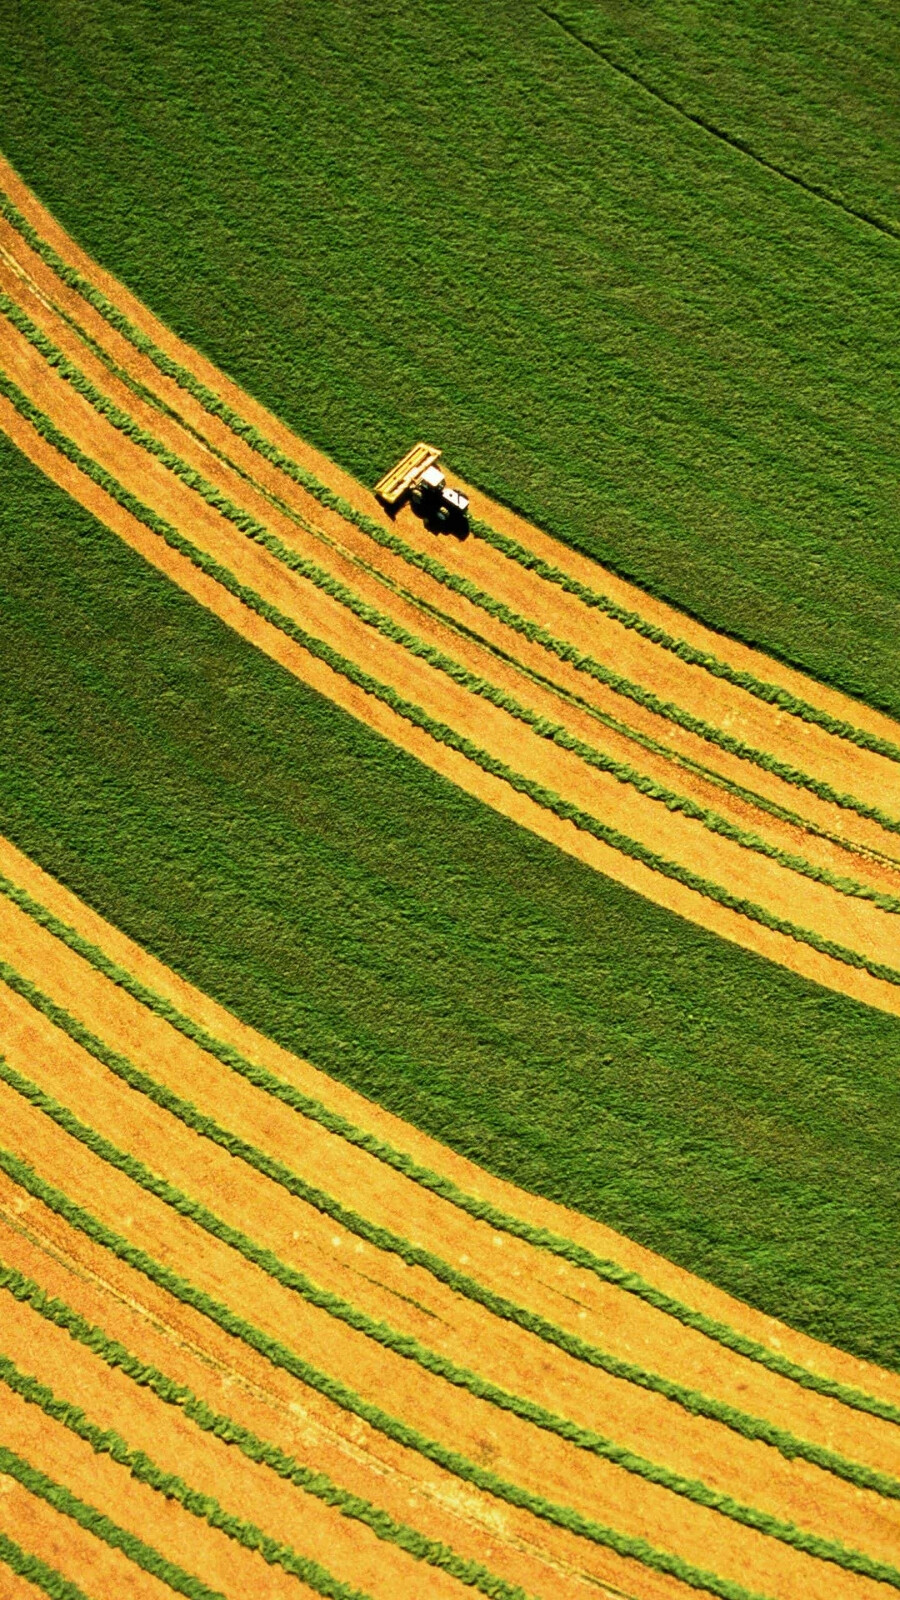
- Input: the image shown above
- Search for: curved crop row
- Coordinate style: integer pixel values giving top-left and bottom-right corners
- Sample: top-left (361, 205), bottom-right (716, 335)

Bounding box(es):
top-left (3, 1055), bottom-right (898, 1591)
top-left (5, 293), bottom-right (895, 917)
top-left (5, 954), bottom-right (897, 1503)
top-left (0, 1352), bottom-right (375, 1600)
top-left (2, 864), bottom-right (896, 1426)
top-left (0, 1145), bottom-right (803, 1600)
top-left (2, 185), bottom-right (896, 767)
top-left (2, 370), bottom-right (898, 998)
top-left (0, 1442), bottom-right (223, 1600)
top-left (0, 1260), bottom-right (532, 1600)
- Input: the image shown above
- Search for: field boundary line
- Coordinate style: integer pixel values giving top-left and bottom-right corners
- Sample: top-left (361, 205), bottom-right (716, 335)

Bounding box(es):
top-left (2, 188), bottom-right (898, 768)
top-left (1, 866), bottom-right (897, 1426)
top-left (538, 8), bottom-right (900, 247)
top-left (4, 292), bottom-right (896, 917)
top-left (0, 1530), bottom-right (97, 1600)
top-left (4, 1055), bottom-right (900, 1589)
top-left (7, 957), bottom-right (896, 1501)
top-left (5, 300), bottom-right (890, 921)
top-left (0, 1146), bottom-right (813, 1600)
top-left (0, 1259), bottom-right (536, 1600)
top-left (2, 372), bottom-right (899, 1002)
top-left (0, 1441), bottom-right (225, 1600)
top-left (0, 1350), bottom-right (377, 1600)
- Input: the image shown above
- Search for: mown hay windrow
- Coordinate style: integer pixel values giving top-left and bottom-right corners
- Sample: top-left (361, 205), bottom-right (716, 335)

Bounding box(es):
top-left (1, 1072), bottom-right (899, 1600)
top-left (0, 842), bottom-right (897, 1430)
top-left (4, 958), bottom-right (900, 1559)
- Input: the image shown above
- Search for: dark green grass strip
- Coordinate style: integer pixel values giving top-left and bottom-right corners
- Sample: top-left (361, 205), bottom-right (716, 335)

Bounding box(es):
top-left (0, 1531), bottom-right (97, 1600)
top-left (3, 1058), bottom-right (899, 1589)
top-left (2, 867), bottom-right (897, 1429)
top-left (0, 1261), bottom-right (533, 1600)
top-left (0, 1352), bottom-right (377, 1600)
top-left (5, 292), bottom-right (895, 919)
top-left (6, 954), bottom-right (898, 1504)
top-left (0, 1149), bottom-right (826, 1600)
top-left (0, 1443), bottom-right (224, 1600)
top-left (2, 189), bottom-right (897, 769)
top-left (2, 371), bottom-right (898, 1002)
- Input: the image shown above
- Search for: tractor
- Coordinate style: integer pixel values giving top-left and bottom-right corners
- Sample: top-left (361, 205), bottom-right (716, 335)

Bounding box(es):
top-left (374, 443), bottom-right (469, 533)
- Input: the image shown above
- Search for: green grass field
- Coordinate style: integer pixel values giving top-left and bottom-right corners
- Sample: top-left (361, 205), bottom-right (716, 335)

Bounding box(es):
top-left (2, 431), bottom-right (898, 1370)
top-left (1, 0), bottom-right (899, 715)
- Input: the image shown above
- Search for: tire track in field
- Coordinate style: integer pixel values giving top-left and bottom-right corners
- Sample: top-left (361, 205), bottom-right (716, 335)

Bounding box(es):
top-left (1, 321), bottom-right (899, 1012)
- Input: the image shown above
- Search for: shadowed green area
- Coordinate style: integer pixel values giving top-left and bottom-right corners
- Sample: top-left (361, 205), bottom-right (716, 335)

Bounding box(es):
top-left (0, 0), bottom-right (899, 712)
top-left (1, 432), bottom-right (897, 1368)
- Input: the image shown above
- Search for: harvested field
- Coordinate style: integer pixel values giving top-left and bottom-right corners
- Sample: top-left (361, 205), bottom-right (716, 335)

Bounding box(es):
top-left (0, 32), bottom-right (899, 1594)
top-left (0, 835), bottom-right (898, 1595)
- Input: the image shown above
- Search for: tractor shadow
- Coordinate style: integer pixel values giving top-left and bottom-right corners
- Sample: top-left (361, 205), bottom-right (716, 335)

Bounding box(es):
top-left (378, 500), bottom-right (470, 541)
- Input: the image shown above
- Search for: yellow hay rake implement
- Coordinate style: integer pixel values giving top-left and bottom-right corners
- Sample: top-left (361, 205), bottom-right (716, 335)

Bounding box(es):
top-left (373, 442), bottom-right (442, 508)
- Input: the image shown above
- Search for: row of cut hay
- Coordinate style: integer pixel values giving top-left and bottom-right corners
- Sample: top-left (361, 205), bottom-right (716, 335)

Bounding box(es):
top-left (2, 845), bottom-right (898, 1439)
top-left (1, 943), bottom-right (899, 1592)
top-left (0, 359), bottom-right (897, 1008)
top-left (2, 178), bottom-right (899, 774)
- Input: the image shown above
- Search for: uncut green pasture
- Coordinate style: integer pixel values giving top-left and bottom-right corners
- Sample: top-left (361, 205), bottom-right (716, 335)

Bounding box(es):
top-left (1, 0), bottom-right (900, 713)
top-left (1, 434), bottom-right (898, 1368)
